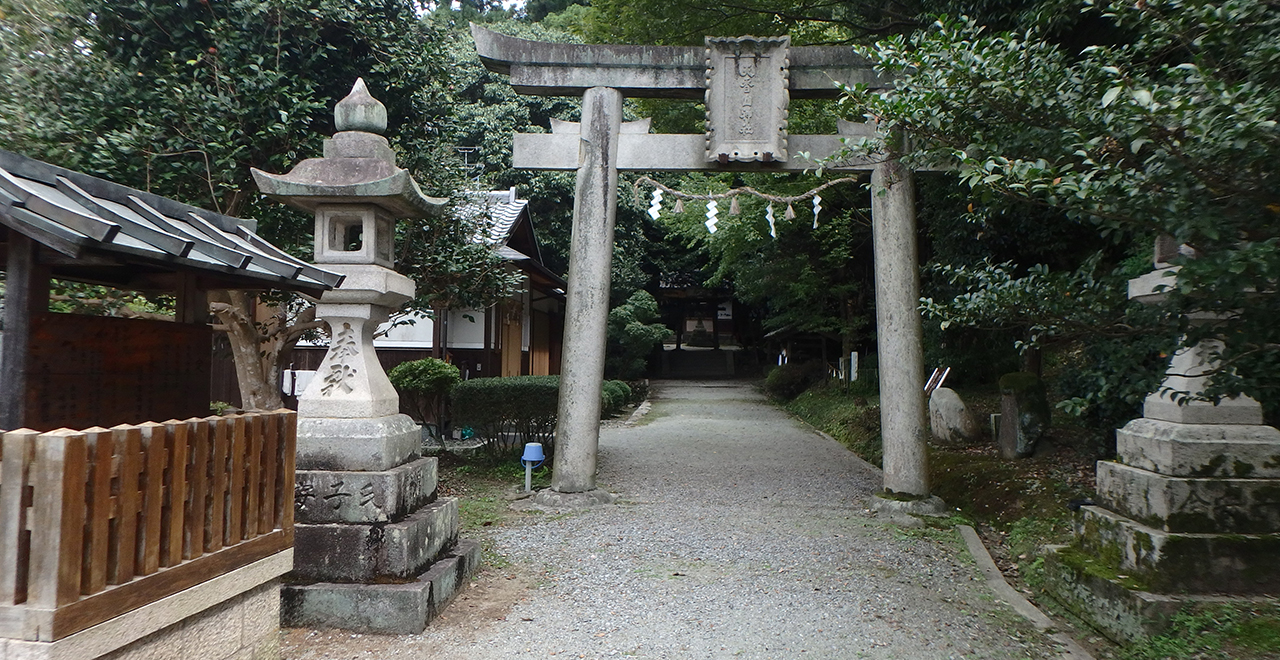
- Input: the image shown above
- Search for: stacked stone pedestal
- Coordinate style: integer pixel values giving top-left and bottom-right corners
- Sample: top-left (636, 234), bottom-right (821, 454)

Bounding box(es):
top-left (1046, 350), bottom-right (1280, 641)
top-left (1044, 262), bottom-right (1280, 641)
top-left (283, 451), bottom-right (480, 633)
top-left (1078, 416), bottom-right (1280, 592)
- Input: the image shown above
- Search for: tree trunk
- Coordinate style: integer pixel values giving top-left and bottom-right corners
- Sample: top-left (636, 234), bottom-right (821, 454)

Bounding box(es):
top-left (208, 290), bottom-right (322, 411)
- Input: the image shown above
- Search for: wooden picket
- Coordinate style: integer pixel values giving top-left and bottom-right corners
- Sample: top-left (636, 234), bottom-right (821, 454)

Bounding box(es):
top-left (0, 409), bottom-right (296, 642)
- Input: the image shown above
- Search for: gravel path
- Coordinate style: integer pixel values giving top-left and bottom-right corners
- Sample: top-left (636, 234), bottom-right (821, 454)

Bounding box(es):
top-left (285, 380), bottom-right (1065, 660)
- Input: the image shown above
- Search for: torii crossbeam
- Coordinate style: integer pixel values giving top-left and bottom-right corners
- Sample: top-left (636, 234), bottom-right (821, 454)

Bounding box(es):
top-left (473, 25), bottom-right (932, 502)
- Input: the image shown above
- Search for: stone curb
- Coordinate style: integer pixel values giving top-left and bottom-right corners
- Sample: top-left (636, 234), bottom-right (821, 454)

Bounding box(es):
top-left (957, 525), bottom-right (1096, 660)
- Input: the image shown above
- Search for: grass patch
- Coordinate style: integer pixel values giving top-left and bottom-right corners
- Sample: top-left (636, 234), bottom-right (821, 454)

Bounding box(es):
top-left (784, 384), bottom-right (882, 467)
top-left (438, 455), bottom-right (549, 524)
top-left (1119, 602), bottom-right (1280, 660)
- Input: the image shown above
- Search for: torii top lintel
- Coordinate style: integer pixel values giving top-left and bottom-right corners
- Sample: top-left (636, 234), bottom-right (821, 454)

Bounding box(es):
top-left (470, 24), bottom-right (889, 99)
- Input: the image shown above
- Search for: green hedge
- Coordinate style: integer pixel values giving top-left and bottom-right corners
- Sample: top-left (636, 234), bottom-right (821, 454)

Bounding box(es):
top-left (763, 361), bottom-right (828, 401)
top-left (451, 376), bottom-right (635, 462)
top-left (453, 375), bottom-right (559, 462)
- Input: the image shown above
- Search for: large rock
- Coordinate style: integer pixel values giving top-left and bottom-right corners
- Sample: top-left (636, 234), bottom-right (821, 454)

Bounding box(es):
top-left (928, 387), bottom-right (980, 444)
top-left (997, 371), bottom-right (1050, 459)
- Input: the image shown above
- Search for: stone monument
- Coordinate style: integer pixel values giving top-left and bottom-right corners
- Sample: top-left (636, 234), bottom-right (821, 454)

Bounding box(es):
top-left (1046, 241), bottom-right (1280, 640)
top-left (252, 79), bottom-right (479, 633)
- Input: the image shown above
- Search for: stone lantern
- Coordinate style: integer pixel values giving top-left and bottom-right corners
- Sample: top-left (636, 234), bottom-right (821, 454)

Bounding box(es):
top-left (252, 80), bottom-right (478, 633)
top-left (254, 78), bottom-right (444, 466)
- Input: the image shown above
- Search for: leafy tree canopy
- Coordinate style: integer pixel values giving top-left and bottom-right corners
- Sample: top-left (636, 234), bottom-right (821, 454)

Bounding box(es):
top-left (841, 1), bottom-right (1280, 409)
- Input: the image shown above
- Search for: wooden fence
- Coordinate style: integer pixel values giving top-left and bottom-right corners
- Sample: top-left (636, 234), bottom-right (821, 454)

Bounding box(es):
top-left (0, 410), bottom-right (296, 642)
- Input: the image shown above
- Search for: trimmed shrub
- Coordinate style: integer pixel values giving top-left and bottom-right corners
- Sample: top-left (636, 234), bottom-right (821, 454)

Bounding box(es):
top-left (451, 376), bottom-right (626, 462)
top-left (764, 360), bottom-right (827, 401)
top-left (602, 380), bottom-right (630, 416)
top-left (606, 291), bottom-right (669, 379)
top-left (388, 358), bottom-right (461, 450)
top-left (453, 376), bottom-right (560, 462)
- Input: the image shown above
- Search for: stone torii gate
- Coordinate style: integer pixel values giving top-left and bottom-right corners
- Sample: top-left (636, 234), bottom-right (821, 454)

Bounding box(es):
top-left (473, 26), bottom-right (933, 504)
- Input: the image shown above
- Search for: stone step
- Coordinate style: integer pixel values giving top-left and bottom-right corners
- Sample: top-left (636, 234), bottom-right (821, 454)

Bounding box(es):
top-left (1096, 461), bottom-right (1280, 534)
top-left (1116, 417), bottom-right (1280, 479)
top-left (1041, 544), bottom-right (1205, 643)
top-left (296, 456), bottom-right (438, 524)
top-left (282, 538), bottom-right (481, 634)
top-left (1076, 505), bottom-right (1280, 594)
top-left (292, 497), bottom-right (459, 582)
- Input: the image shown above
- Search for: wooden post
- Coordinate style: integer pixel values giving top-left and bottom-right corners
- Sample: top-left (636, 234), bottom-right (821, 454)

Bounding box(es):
top-left (1, 233), bottom-right (48, 431)
top-left (0, 429), bottom-right (38, 604)
top-left (173, 272), bottom-right (206, 325)
top-left (28, 429), bottom-right (87, 611)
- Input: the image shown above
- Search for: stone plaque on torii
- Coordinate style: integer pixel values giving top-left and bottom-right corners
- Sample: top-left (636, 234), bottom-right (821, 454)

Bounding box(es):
top-left (474, 26), bottom-right (935, 505)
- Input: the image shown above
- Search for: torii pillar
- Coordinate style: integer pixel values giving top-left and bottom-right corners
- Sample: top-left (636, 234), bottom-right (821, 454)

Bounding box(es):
top-left (473, 26), bottom-right (932, 501)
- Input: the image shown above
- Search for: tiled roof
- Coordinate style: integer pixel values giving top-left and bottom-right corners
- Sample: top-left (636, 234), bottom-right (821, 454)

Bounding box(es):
top-left (0, 150), bottom-right (342, 295)
top-left (459, 188), bottom-right (528, 245)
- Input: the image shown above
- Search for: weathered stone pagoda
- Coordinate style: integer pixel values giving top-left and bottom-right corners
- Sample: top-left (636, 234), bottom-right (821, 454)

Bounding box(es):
top-left (1046, 241), bottom-right (1280, 640)
top-left (253, 80), bottom-right (478, 633)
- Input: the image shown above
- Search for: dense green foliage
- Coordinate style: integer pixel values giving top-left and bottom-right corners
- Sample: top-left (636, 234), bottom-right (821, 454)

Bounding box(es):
top-left (604, 290), bottom-right (669, 380)
top-left (1, 0), bottom-right (449, 240)
top-left (764, 361), bottom-right (829, 401)
top-left (841, 2), bottom-right (1280, 419)
top-left (387, 358), bottom-right (461, 439)
top-left (452, 375), bottom-right (560, 462)
top-left (451, 375), bottom-right (633, 461)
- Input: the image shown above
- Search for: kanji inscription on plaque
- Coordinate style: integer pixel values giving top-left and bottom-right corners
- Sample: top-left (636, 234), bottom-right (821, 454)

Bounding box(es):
top-left (704, 36), bottom-right (790, 164)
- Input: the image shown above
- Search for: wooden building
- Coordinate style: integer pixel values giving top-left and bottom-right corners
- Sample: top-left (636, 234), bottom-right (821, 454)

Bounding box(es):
top-left (0, 149), bottom-right (341, 431)
top-left (288, 188), bottom-right (566, 385)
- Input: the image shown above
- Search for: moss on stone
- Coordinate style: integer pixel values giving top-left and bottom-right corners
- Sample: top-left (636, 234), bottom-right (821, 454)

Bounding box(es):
top-left (1191, 454), bottom-right (1227, 477)
top-left (998, 371), bottom-right (1042, 393)
top-left (875, 489), bottom-right (929, 502)
top-left (1054, 543), bottom-right (1152, 591)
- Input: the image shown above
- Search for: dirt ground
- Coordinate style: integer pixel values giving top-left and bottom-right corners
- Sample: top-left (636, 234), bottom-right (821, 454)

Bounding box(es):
top-left (281, 568), bottom-right (533, 659)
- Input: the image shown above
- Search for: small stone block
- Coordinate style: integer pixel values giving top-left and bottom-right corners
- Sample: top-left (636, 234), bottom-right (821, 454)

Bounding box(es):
top-left (281, 538), bottom-right (481, 635)
top-left (1096, 461), bottom-right (1280, 534)
top-left (292, 498), bottom-right (459, 582)
top-left (295, 414), bottom-right (419, 471)
top-left (281, 576), bottom-right (429, 635)
top-left (1117, 417), bottom-right (1280, 479)
top-left (295, 457), bottom-right (438, 524)
top-left (423, 538), bottom-right (482, 614)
